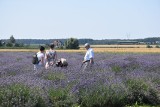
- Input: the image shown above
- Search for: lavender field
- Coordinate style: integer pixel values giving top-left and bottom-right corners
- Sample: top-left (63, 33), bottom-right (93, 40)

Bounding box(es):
top-left (0, 52), bottom-right (160, 107)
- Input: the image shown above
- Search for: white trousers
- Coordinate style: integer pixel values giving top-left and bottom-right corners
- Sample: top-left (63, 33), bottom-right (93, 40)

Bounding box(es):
top-left (83, 62), bottom-right (94, 71)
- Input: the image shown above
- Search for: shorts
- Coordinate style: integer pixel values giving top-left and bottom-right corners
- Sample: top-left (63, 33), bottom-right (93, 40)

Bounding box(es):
top-left (34, 64), bottom-right (44, 71)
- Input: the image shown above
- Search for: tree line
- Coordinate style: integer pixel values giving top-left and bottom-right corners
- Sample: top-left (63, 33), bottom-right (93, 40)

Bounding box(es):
top-left (2, 37), bottom-right (160, 45)
top-left (0, 36), bottom-right (80, 49)
top-left (1, 36), bottom-right (160, 49)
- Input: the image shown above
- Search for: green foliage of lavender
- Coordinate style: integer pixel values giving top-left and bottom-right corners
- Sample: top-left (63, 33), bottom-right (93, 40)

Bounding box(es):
top-left (43, 72), bottom-right (66, 81)
top-left (78, 84), bottom-right (127, 107)
top-left (125, 79), bottom-right (160, 106)
top-left (0, 84), bottom-right (45, 107)
top-left (0, 52), bottom-right (160, 106)
top-left (48, 88), bottom-right (76, 107)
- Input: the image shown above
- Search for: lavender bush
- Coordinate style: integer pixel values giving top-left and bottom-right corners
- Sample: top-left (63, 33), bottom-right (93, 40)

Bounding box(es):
top-left (0, 84), bottom-right (45, 107)
top-left (0, 52), bottom-right (159, 106)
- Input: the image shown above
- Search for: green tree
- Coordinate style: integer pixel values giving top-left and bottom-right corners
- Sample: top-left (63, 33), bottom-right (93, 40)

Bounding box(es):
top-left (15, 43), bottom-right (20, 47)
top-left (0, 40), bottom-right (2, 47)
top-left (6, 42), bottom-right (13, 47)
top-left (64, 38), bottom-right (79, 49)
top-left (10, 35), bottom-right (16, 44)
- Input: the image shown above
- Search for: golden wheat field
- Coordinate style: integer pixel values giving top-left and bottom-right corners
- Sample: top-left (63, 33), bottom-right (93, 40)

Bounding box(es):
top-left (0, 45), bottom-right (160, 53)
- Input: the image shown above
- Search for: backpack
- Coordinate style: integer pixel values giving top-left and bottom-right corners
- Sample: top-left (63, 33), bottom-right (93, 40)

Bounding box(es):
top-left (32, 54), bottom-right (39, 64)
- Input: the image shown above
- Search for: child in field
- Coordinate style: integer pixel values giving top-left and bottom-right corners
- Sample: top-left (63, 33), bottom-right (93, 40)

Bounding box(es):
top-left (45, 43), bottom-right (57, 69)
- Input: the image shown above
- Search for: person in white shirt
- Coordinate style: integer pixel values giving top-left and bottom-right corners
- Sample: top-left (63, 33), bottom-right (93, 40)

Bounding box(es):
top-left (82, 43), bottom-right (94, 71)
top-left (45, 43), bottom-right (57, 69)
top-left (34, 46), bottom-right (45, 71)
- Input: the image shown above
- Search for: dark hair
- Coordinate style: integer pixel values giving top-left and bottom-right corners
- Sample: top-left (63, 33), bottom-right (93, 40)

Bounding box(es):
top-left (50, 43), bottom-right (55, 49)
top-left (40, 46), bottom-right (45, 51)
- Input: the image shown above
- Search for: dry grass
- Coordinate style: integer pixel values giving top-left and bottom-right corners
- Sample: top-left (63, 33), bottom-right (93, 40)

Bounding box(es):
top-left (92, 48), bottom-right (160, 53)
top-left (80, 44), bottom-right (157, 48)
top-left (0, 49), bottom-right (38, 52)
top-left (0, 47), bottom-right (160, 53)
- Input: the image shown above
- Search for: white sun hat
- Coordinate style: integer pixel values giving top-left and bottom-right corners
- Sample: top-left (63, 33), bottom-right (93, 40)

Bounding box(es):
top-left (84, 43), bottom-right (90, 47)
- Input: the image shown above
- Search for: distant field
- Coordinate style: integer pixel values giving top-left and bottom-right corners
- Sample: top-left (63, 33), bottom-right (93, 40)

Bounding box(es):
top-left (0, 46), bottom-right (160, 53)
top-left (80, 44), bottom-right (157, 48)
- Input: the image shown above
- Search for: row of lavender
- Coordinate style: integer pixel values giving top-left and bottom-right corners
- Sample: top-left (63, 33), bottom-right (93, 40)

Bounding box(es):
top-left (0, 52), bottom-right (159, 106)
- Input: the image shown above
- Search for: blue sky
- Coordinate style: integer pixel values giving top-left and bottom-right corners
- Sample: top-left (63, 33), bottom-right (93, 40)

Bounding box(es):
top-left (0, 0), bottom-right (160, 39)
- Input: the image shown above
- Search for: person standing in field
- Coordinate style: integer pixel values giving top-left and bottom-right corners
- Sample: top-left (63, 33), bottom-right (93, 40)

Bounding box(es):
top-left (82, 43), bottom-right (94, 71)
top-left (34, 46), bottom-right (45, 71)
top-left (45, 43), bottom-right (57, 69)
